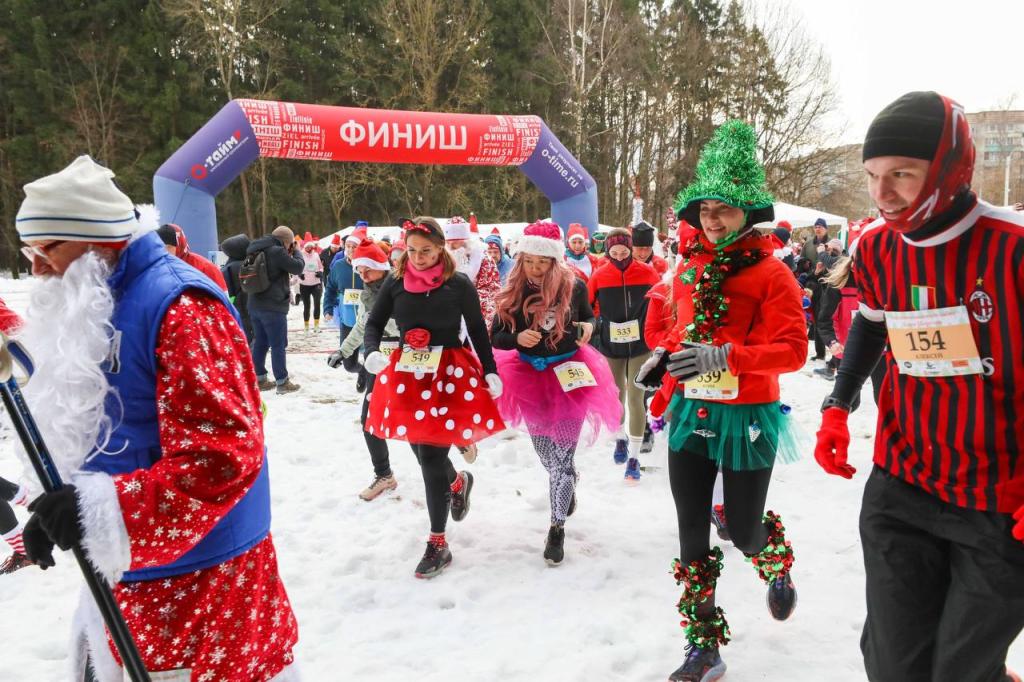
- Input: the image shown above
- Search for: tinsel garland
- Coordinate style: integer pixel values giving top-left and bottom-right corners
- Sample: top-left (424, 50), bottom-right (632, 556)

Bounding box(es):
top-left (671, 547), bottom-right (731, 648)
top-left (746, 510), bottom-right (795, 583)
top-left (679, 233), bottom-right (768, 343)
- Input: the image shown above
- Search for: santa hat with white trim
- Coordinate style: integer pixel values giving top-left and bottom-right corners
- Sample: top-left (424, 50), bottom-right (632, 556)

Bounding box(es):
top-left (566, 223), bottom-right (588, 244)
top-left (443, 216), bottom-right (472, 241)
top-left (350, 238), bottom-right (390, 271)
top-left (16, 155), bottom-right (139, 245)
top-left (514, 220), bottom-right (564, 260)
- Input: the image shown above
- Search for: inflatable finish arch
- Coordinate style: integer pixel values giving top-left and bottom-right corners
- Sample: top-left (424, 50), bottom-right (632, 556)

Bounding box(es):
top-left (154, 99), bottom-right (599, 257)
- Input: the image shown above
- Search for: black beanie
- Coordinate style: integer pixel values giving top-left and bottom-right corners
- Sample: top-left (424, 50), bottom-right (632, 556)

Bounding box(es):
top-left (863, 91), bottom-right (945, 162)
top-left (632, 220), bottom-right (655, 247)
top-left (156, 224), bottom-right (178, 246)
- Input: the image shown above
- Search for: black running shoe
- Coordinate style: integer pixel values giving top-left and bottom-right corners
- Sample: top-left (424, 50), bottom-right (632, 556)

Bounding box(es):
top-left (450, 471), bottom-right (474, 522)
top-left (640, 424), bottom-right (655, 454)
top-left (543, 525), bottom-right (565, 566)
top-left (767, 573), bottom-right (797, 621)
top-left (414, 542), bottom-right (452, 579)
top-left (710, 504), bottom-right (730, 542)
top-left (668, 644), bottom-right (727, 682)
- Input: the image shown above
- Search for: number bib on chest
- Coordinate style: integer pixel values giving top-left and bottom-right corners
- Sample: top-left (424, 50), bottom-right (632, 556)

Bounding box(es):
top-left (609, 320), bottom-right (641, 343)
top-left (886, 305), bottom-right (982, 377)
top-left (683, 369), bottom-right (739, 400)
top-left (395, 346), bottom-right (443, 374)
top-left (379, 340), bottom-right (400, 358)
top-left (553, 361), bottom-right (597, 392)
top-left (343, 289), bottom-right (362, 305)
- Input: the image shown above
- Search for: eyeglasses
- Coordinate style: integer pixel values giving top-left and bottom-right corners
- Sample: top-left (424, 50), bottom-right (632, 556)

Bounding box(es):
top-left (20, 240), bottom-right (68, 264)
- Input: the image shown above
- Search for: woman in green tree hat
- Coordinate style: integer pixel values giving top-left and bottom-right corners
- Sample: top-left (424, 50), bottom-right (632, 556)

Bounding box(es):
top-left (635, 120), bottom-right (808, 681)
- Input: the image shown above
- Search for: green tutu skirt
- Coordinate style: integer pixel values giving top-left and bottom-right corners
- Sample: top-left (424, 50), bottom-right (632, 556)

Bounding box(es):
top-left (667, 393), bottom-right (805, 471)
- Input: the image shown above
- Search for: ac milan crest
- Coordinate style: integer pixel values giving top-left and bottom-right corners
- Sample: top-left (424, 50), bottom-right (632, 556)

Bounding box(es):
top-left (968, 289), bottom-right (993, 323)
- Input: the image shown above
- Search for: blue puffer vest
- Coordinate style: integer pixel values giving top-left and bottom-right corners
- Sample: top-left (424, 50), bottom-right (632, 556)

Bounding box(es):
top-left (82, 231), bottom-right (271, 582)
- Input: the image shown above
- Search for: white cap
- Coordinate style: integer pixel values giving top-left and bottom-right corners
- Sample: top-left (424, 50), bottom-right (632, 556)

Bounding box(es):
top-left (443, 218), bottom-right (472, 241)
top-left (16, 155), bottom-right (138, 243)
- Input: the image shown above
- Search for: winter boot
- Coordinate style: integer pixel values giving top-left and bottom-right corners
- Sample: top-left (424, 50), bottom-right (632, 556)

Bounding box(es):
top-left (257, 376), bottom-right (276, 392)
top-left (624, 457), bottom-right (641, 481)
top-left (449, 471), bottom-right (474, 522)
top-left (613, 438), bottom-right (629, 464)
top-left (640, 423), bottom-right (655, 454)
top-left (812, 366), bottom-right (836, 381)
top-left (668, 644), bottom-right (727, 682)
top-left (543, 525), bottom-right (565, 566)
top-left (304, 320), bottom-right (310, 335)
top-left (359, 474), bottom-right (397, 501)
top-left (415, 538), bottom-right (452, 579)
top-left (710, 505), bottom-right (730, 542)
top-left (746, 510), bottom-right (797, 621)
top-left (457, 443), bottom-right (478, 464)
top-left (355, 369), bottom-right (367, 394)
top-left (0, 552), bottom-right (34, 575)
top-left (670, 548), bottom-right (730, 681)
top-left (276, 379), bottom-right (301, 395)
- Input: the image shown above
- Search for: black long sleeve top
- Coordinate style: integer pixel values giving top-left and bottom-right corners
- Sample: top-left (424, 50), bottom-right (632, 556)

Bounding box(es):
top-left (364, 272), bottom-right (497, 374)
top-left (490, 278), bottom-right (595, 357)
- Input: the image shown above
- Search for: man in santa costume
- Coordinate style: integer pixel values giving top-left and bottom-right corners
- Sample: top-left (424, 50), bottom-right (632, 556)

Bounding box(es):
top-left (444, 216), bottom-right (500, 323)
top-left (15, 156), bottom-right (299, 681)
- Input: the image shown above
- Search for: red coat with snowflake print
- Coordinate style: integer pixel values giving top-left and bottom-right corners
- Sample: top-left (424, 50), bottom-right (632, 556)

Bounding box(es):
top-left (475, 253), bottom-right (501, 325)
top-left (104, 292), bottom-right (297, 680)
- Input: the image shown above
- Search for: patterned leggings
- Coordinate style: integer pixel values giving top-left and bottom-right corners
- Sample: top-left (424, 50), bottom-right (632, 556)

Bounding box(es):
top-left (529, 421), bottom-right (583, 526)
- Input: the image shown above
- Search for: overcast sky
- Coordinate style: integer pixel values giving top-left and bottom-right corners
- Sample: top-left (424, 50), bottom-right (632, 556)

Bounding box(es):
top-left (756, 0), bottom-right (1024, 144)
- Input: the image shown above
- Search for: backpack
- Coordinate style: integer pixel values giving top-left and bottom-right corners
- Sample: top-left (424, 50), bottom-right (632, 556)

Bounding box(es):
top-left (239, 250), bottom-right (271, 294)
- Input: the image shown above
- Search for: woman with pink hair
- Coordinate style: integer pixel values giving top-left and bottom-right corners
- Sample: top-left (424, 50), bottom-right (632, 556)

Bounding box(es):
top-left (491, 221), bottom-right (621, 565)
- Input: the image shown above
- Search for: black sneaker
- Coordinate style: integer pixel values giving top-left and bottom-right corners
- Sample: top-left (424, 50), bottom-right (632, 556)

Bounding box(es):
top-left (450, 471), bottom-right (473, 522)
top-left (640, 424), bottom-right (655, 454)
top-left (414, 542), bottom-right (452, 579)
top-left (767, 573), bottom-right (797, 621)
top-left (543, 525), bottom-right (565, 566)
top-left (668, 644), bottom-right (727, 682)
top-left (812, 367), bottom-right (836, 381)
top-left (710, 505), bottom-right (730, 542)
top-left (0, 552), bottom-right (34, 575)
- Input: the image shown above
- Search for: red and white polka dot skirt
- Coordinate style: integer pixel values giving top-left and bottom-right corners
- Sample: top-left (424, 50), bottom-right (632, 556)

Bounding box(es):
top-left (366, 346), bottom-right (506, 447)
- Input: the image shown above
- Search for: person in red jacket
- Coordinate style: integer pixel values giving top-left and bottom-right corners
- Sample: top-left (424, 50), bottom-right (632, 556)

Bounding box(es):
top-left (636, 121), bottom-right (806, 682)
top-left (156, 223), bottom-right (228, 291)
top-left (814, 91), bottom-right (1024, 682)
top-left (588, 228), bottom-right (659, 480)
top-left (631, 220), bottom-right (669, 275)
top-left (564, 223), bottom-right (602, 281)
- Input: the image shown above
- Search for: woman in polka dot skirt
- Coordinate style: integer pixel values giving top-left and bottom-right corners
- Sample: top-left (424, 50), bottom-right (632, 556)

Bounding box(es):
top-left (491, 221), bottom-right (622, 565)
top-left (362, 217), bottom-right (505, 579)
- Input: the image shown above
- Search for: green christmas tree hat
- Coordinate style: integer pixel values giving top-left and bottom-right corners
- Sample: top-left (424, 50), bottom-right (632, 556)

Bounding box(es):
top-left (674, 120), bottom-right (775, 228)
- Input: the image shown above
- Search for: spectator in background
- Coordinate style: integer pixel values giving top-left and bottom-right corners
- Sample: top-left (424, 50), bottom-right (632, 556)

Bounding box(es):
top-left (298, 240), bottom-right (324, 334)
top-left (800, 217), bottom-right (830, 265)
top-left (246, 225), bottom-right (304, 394)
top-left (156, 223), bottom-right (228, 291)
top-left (219, 233), bottom-right (254, 341)
top-left (321, 232), bottom-right (342, 272)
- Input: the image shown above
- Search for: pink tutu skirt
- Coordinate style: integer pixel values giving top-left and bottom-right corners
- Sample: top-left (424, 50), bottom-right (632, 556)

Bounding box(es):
top-left (494, 344), bottom-right (622, 447)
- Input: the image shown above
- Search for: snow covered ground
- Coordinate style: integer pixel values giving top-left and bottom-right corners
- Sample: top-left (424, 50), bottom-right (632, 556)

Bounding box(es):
top-left (1, 275), bottom-right (1021, 681)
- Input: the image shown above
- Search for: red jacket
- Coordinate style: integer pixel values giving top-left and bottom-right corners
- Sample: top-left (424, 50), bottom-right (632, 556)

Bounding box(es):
top-left (643, 280), bottom-right (674, 350)
top-left (587, 257), bottom-right (659, 358)
top-left (0, 296), bottom-right (22, 335)
top-left (644, 254), bottom-right (669, 276)
top-left (167, 224), bottom-right (228, 291)
top-left (652, 232), bottom-right (806, 411)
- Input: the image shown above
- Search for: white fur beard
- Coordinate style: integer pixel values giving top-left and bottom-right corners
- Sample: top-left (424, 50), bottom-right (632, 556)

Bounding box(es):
top-left (13, 252), bottom-right (117, 488)
top-left (451, 240), bottom-right (484, 282)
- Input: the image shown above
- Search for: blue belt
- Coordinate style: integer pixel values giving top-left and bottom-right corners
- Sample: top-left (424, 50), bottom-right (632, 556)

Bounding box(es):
top-left (518, 348), bottom-right (577, 371)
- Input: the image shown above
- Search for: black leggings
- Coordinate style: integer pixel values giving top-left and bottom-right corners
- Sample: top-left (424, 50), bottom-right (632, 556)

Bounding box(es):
top-left (0, 476), bottom-right (19, 535)
top-left (669, 437), bottom-right (775, 563)
top-left (410, 443), bottom-right (457, 534)
top-left (300, 284), bottom-right (322, 322)
top-left (361, 375), bottom-right (392, 478)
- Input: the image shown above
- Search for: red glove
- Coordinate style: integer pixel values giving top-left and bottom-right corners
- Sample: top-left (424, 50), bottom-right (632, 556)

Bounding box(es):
top-left (1013, 505), bottom-right (1024, 543)
top-left (814, 407), bottom-right (856, 479)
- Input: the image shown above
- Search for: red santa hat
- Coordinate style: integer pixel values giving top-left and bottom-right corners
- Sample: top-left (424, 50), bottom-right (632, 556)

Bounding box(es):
top-left (331, 233), bottom-right (342, 246)
top-left (346, 227), bottom-right (368, 245)
top-left (443, 216), bottom-right (471, 241)
top-left (303, 230), bottom-right (315, 242)
top-left (566, 223), bottom-right (588, 243)
top-left (515, 221), bottom-right (564, 260)
top-left (469, 213), bottom-right (479, 233)
top-left (350, 238), bottom-right (390, 271)
top-left (490, 226), bottom-right (500, 236)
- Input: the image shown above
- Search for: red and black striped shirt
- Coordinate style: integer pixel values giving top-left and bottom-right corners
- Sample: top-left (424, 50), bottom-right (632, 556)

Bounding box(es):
top-left (854, 201), bottom-right (1024, 513)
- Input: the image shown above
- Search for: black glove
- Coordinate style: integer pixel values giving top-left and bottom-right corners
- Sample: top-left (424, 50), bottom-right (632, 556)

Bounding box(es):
top-left (24, 485), bottom-right (83, 568)
top-left (633, 347), bottom-right (668, 389)
top-left (666, 342), bottom-right (732, 381)
top-left (327, 350), bottom-right (346, 368)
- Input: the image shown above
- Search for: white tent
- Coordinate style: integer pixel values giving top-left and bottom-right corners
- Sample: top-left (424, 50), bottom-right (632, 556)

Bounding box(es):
top-left (754, 202), bottom-right (847, 230)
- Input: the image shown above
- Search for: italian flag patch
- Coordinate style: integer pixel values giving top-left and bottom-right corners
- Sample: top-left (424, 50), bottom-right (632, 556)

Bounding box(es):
top-left (910, 285), bottom-right (937, 311)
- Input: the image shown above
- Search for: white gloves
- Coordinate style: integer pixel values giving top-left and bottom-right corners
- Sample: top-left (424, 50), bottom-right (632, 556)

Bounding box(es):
top-left (363, 351), bottom-right (389, 375)
top-left (485, 373), bottom-right (503, 399)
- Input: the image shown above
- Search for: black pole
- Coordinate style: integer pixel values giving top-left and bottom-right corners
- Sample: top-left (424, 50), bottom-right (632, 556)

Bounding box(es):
top-left (0, 371), bottom-right (151, 681)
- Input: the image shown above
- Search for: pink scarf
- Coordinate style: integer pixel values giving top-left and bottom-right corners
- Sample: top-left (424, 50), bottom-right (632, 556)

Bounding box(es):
top-left (403, 261), bottom-right (445, 293)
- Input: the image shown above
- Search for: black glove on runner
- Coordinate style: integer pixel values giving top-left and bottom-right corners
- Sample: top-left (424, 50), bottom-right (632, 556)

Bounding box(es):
top-left (24, 485), bottom-right (83, 568)
top-left (666, 342), bottom-right (732, 381)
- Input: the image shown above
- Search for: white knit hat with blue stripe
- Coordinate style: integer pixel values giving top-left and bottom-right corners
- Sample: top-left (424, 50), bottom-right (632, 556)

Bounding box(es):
top-left (16, 155), bottom-right (138, 243)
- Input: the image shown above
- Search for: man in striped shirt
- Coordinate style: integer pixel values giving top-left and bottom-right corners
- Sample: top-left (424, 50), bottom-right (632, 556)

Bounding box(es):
top-left (814, 91), bottom-right (1024, 682)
